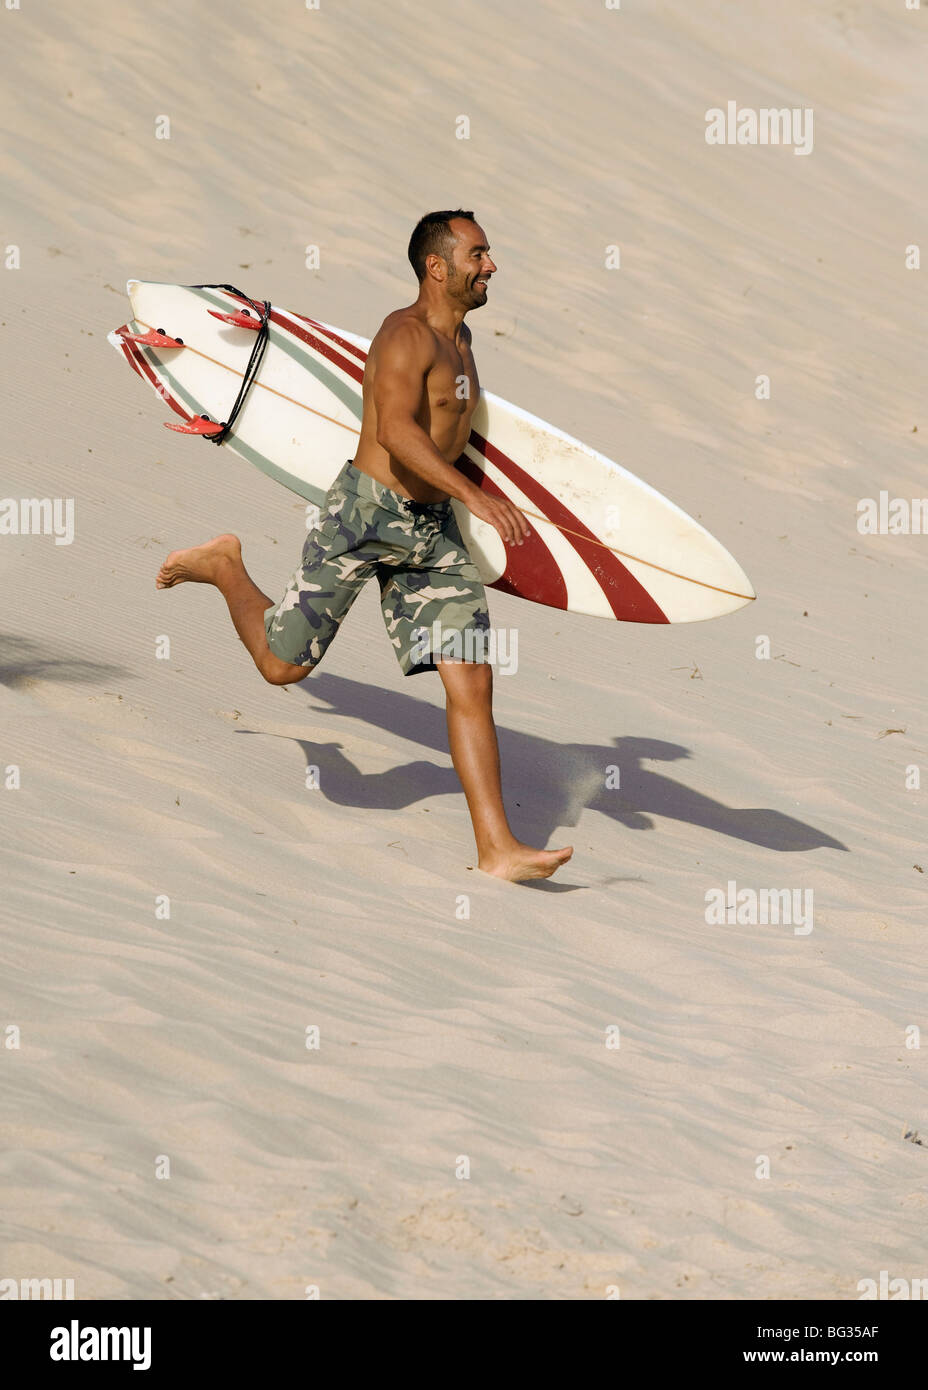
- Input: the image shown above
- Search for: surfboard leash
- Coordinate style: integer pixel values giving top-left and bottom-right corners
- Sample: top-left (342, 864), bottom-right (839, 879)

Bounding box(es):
top-left (192, 284), bottom-right (271, 446)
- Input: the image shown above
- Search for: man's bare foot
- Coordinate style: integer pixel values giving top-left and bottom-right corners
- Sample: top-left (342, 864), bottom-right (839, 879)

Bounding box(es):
top-left (156, 534), bottom-right (241, 589)
top-left (478, 841), bottom-right (574, 883)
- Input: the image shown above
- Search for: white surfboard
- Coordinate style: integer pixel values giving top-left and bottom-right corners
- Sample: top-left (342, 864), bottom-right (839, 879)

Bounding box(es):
top-left (109, 280), bottom-right (755, 623)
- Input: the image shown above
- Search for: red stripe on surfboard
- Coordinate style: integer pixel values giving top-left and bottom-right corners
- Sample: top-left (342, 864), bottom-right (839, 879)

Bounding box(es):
top-left (270, 310), bottom-right (364, 384)
top-left (289, 313), bottom-right (368, 364)
top-left (455, 456), bottom-right (568, 609)
top-left (120, 332), bottom-right (192, 421)
top-left (221, 290), bottom-right (367, 384)
top-left (116, 325), bottom-right (146, 380)
top-left (119, 341), bottom-right (144, 379)
top-left (226, 289), bottom-right (368, 364)
top-left (465, 431), bottom-right (669, 623)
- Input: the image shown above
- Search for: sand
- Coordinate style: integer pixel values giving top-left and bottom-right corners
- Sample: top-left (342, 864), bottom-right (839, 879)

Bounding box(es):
top-left (0, 0), bottom-right (925, 1299)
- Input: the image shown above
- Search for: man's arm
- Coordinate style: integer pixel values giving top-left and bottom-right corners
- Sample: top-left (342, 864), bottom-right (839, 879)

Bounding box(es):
top-left (374, 320), bottom-right (529, 546)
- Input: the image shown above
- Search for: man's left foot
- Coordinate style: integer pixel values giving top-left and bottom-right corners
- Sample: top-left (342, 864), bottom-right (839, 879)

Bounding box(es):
top-left (478, 841), bottom-right (574, 882)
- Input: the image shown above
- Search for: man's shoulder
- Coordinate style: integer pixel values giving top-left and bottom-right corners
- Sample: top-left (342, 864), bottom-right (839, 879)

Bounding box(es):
top-left (376, 306), bottom-right (434, 341)
top-left (372, 308), bottom-right (437, 364)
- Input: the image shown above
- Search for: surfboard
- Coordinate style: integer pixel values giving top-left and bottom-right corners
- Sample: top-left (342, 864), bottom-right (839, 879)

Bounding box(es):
top-left (108, 280), bottom-right (755, 623)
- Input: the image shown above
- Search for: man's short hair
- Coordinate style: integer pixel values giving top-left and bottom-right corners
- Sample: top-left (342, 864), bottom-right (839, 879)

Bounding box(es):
top-left (408, 209), bottom-right (477, 282)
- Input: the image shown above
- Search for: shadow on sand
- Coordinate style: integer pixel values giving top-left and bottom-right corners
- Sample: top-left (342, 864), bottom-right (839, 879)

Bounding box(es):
top-left (0, 634), bottom-right (126, 687)
top-left (236, 671), bottom-right (848, 859)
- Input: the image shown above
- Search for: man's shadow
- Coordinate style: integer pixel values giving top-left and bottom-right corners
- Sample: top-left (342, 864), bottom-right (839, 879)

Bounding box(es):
top-left (237, 672), bottom-right (847, 853)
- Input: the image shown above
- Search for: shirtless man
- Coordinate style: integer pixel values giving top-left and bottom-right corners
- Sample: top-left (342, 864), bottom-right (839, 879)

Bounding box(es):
top-left (156, 209), bottom-right (573, 881)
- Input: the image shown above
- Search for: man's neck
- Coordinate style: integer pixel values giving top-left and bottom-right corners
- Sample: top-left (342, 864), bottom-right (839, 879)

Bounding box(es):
top-left (415, 291), bottom-right (468, 342)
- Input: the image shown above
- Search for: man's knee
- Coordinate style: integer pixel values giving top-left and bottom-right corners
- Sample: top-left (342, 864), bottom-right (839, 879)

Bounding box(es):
top-left (262, 655), bottom-right (312, 685)
top-left (439, 659), bottom-right (493, 706)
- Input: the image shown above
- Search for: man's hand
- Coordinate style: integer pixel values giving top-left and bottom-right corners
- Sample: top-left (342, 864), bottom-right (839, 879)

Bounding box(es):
top-left (464, 487), bottom-right (531, 546)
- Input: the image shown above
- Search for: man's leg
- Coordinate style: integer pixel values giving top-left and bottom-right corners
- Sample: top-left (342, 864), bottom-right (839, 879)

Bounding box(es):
top-left (156, 534), bottom-right (309, 685)
top-left (436, 660), bottom-right (573, 882)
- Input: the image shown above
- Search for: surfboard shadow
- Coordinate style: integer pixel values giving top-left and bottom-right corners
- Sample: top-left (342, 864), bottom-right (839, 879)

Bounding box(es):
top-left (271, 673), bottom-right (847, 854)
top-left (580, 737), bottom-right (848, 852)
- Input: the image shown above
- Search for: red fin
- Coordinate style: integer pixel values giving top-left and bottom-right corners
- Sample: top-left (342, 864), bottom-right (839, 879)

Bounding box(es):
top-left (164, 415), bottom-right (224, 436)
top-left (119, 327), bottom-right (185, 348)
top-left (207, 308), bottom-right (262, 330)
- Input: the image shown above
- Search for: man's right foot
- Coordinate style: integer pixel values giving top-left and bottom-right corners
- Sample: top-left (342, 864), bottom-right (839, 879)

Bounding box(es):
top-left (156, 533), bottom-right (241, 588)
top-left (478, 841), bottom-right (574, 883)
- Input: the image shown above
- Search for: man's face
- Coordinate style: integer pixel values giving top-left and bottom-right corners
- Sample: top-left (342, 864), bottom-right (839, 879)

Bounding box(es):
top-left (444, 220), bottom-right (497, 307)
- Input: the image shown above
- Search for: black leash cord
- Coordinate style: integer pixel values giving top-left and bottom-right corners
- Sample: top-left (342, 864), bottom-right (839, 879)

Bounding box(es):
top-left (192, 283), bottom-right (271, 446)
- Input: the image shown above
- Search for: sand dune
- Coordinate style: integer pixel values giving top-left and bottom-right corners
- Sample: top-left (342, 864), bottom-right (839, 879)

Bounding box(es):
top-left (1, 0), bottom-right (925, 1298)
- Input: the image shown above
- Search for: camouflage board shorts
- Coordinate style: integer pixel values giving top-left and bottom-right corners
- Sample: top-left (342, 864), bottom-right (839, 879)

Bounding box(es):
top-left (264, 459), bottom-right (491, 676)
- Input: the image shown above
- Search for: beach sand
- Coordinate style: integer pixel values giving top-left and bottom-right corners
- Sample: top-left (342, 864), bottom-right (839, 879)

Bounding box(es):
top-left (0, 0), bottom-right (925, 1298)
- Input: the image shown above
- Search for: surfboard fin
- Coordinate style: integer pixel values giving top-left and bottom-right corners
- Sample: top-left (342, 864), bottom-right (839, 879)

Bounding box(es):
top-left (164, 414), bottom-right (225, 436)
top-left (208, 308), bottom-right (263, 331)
top-left (117, 327), bottom-right (185, 348)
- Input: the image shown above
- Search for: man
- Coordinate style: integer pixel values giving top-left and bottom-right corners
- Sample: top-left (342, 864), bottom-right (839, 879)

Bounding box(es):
top-left (156, 210), bottom-right (573, 882)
